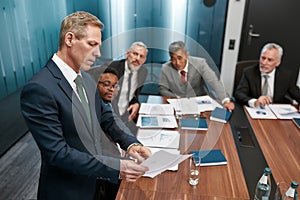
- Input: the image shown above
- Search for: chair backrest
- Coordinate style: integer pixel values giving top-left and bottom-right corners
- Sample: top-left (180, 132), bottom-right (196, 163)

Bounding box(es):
top-left (297, 68), bottom-right (300, 87)
top-left (233, 60), bottom-right (259, 94)
top-left (139, 82), bottom-right (160, 95)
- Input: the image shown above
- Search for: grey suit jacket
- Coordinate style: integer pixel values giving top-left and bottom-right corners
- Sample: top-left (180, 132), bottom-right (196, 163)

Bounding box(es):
top-left (20, 58), bottom-right (140, 200)
top-left (159, 56), bottom-right (228, 102)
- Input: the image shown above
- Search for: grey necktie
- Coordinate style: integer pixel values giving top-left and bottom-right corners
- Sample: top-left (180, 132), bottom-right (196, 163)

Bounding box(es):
top-left (74, 75), bottom-right (91, 127)
top-left (127, 72), bottom-right (132, 102)
top-left (262, 75), bottom-right (269, 96)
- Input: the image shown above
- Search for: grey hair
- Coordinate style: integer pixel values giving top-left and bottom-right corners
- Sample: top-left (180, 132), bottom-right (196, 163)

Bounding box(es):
top-left (129, 41), bottom-right (148, 53)
top-left (261, 43), bottom-right (283, 61)
top-left (169, 41), bottom-right (187, 54)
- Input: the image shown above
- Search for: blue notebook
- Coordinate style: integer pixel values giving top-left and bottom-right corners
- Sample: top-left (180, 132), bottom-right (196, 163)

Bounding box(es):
top-left (190, 149), bottom-right (227, 166)
top-left (179, 118), bottom-right (208, 130)
top-left (210, 107), bottom-right (232, 123)
top-left (292, 118), bottom-right (300, 129)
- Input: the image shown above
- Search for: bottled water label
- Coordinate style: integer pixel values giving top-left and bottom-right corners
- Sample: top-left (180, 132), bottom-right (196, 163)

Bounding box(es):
top-left (259, 175), bottom-right (268, 185)
top-left (285, 187), bottom-right (295, 198)
top-left (254, 183), bottom-right (271, 200)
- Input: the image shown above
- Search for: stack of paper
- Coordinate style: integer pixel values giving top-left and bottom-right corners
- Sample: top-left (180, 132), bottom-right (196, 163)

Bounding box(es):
top-left (136, 115), bottom-right (178, 128)
top-left (139, 103), bottom-right (174, 115)
top-left (268, 104), bottom-right (300, 119)
top-left (245, 106), bottom-right (277, 119)
top-left (167, 95), bottom-right (222, 116)
top-left (137, 103), bottom-right (178, 128)
top-left (245, 104), bottom-right (300, 119)
top-left (137, 129), bottom-right (180, 149)
top-left (141, 150), bottom-right (191, 178)
top-left (137, 129), bottom-right (181, 172)
top-left (148, 148), bottom-right (180, 171)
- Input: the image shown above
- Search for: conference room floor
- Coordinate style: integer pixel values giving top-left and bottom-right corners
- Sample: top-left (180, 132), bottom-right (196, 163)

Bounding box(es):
top-left (0, 132), bottom-right (39, 200)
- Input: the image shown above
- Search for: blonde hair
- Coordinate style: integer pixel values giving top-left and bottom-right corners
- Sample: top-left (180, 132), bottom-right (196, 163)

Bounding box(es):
top-left (58, 11), bottom-right (104, 50)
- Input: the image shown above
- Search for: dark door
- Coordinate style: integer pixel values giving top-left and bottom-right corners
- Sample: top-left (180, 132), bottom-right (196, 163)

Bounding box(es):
top-left (238, 0), bottom-right (300, 79)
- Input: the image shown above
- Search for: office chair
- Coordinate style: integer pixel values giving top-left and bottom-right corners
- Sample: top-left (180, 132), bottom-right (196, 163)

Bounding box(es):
top-left (233, 60), bottom-right (259, 94)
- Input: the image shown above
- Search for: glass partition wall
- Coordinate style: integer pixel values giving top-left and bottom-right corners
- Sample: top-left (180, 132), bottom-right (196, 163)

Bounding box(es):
top-left (97, 0), bottom-right (228, 83)
top-left (0, 0), bottom-right (228, 99)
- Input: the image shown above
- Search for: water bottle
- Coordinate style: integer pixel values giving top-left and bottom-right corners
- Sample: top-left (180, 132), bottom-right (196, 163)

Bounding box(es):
top-left (254, 167), bottom-right (272, 200)
top-left (283, 181), bottom-right (298, 200)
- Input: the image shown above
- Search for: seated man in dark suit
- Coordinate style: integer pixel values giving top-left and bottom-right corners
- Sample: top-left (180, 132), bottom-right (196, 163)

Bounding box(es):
top-left (234, 43), bottom-right (300, 108)
top-left (107, 42), bottom-right (148, 123)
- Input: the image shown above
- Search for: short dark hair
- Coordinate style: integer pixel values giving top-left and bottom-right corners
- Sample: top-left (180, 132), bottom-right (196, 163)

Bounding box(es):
top-left (169, 41), bottom-right (187, 54)
top-left (101, 68), bottom-right (119, 79)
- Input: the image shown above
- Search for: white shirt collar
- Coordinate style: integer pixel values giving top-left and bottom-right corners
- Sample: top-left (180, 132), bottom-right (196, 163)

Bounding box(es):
top-left (52, 54), bottom-right (81, 86)
top-left (178, 60), bottom-right (189, 74)
top-left (261, 68), bottom-right (276, 79)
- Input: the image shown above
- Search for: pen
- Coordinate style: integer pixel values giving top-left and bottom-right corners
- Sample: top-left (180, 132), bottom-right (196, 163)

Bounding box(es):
top-left (123, 157), bottom-right (138, 163)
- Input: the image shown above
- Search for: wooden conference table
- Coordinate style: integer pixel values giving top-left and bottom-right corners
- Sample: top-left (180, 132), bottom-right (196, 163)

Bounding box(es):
top-left (116, 98), bottom-right (250, 200)
top-left (245, 109), bottom-right (300, 186)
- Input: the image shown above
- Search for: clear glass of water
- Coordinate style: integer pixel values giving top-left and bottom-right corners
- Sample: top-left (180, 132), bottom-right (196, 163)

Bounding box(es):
top-left (189, 156), bottom-right (201, 186)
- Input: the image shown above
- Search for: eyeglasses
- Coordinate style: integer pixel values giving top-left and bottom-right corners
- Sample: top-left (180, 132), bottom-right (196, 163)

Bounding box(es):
top-left (98, 81), bottom-right (120, 90)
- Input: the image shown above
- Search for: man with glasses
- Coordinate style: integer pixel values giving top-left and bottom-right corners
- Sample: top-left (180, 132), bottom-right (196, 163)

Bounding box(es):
top-left (97, 68), bottom-right (120, 103)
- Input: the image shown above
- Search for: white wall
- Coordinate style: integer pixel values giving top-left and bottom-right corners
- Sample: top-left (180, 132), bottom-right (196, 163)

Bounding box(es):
top-left (220, 0), bottom-right (246, 96)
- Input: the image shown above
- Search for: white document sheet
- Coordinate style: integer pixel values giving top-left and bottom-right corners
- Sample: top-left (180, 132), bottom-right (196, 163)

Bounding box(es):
top-left (148, 147), bottom-right (180, 171)
top-left (193, 95), bottom-right (223, 112)
top-left (141, 150), bottom-right (191, 178)
top-left (268, 104), bottom-right (300, 119)
top-left (137, 129), bottom-right (180, 149)
top-left (245, 106), bottom-right (277, 119)
top-left (136, 115), bottom-right (178, 128)
top-left (167, 95), bottom-right (222, 115)
top-left (167, 98), bottom-right (199, 115)
top-left (139, 103), bottom-right (174, 115)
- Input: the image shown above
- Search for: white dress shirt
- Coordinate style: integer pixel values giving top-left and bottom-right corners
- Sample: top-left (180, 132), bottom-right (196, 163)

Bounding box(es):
top-left (118, 61), bottom-right (139, 115)
top-left (248, 68), bottom-right (276, 107)
top-left (52, 54), bottom-right (87, 102)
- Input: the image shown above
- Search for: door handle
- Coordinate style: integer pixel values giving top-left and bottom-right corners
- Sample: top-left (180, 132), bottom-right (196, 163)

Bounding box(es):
top-left (247, 24), bottom-right (260, 45)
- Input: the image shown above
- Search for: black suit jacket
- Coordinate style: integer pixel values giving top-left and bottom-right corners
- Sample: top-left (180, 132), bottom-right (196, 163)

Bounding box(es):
top-left (107, 59), bottom-right (148, 117)
top-left (234, 65), bottom-right (300, 105)
top-left (20, 58), bottom-right (140, 200)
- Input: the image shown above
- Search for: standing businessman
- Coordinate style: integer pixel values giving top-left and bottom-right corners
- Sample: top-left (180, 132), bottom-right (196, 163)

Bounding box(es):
top-left (20, 11), bottom-right (150, 200)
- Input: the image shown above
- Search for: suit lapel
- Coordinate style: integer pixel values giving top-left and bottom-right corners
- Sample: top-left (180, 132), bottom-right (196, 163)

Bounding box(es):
top-left (254, 66), bottom-right (262, 96)
top-left (47, 60), bottom-right (93, 134)
top-left (273, 68), bottom-right (281, 101)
